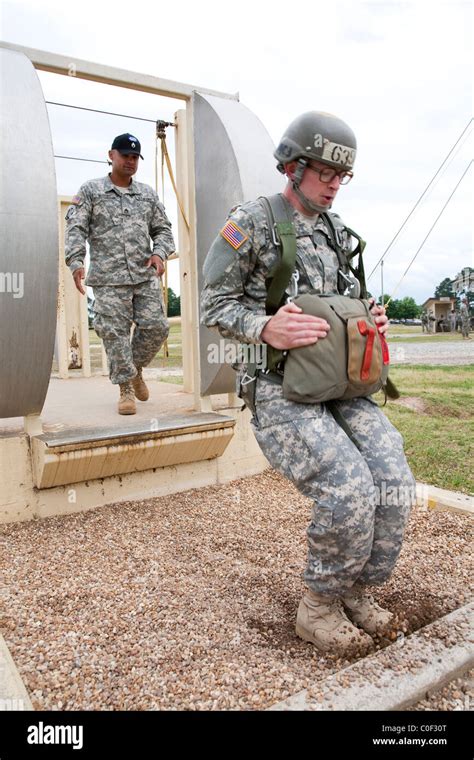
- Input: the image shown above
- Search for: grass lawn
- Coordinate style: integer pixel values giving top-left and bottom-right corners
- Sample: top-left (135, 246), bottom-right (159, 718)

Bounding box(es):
top-left (88, 323), bottom-right (183, 372)
top-left (388, 333), bottom-right (470, 344)
top-left (373, 365), bottom-right (473, 494)
top-left (386, 324), bottom-right (421, 334)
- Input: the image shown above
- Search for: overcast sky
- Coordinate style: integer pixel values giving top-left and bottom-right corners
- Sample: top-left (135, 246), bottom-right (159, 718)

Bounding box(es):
top-left (2, 0), bottom-right (472, 302)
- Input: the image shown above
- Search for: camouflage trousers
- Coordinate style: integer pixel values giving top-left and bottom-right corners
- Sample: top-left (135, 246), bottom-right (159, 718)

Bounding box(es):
top-left (93, 280), bottom-right (169, 385)
top-left (245, 375), bottom-right (416, 597)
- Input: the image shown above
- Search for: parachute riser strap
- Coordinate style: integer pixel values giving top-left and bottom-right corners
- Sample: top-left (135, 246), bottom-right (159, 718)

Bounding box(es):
top-left (266, 221), bottom-right (296, 313)
top-left (346, 226), bottom-right (368, 299)
top-left (322, 214), bottom-right (368, 298)
top-left (260, 195), bottom-right (297, 315)
top-left (321, 212), bottom-right (352, 296)
top-left (259, 194), bottom-right (298, 372)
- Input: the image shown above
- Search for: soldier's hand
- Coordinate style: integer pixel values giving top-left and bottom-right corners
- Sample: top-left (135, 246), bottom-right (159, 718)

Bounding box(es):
top-left (146, 254), bottom-right (165, 277)
top-left (369, 297), bottom-right (389, 335)
top-left (261, 302), bottom-right (330, 350)
top-left (72, 267), bottom-right (86, 295)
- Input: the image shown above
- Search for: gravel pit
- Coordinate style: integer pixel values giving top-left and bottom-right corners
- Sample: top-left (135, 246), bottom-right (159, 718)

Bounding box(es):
top-left (1, 470), bottom-right (472, 710)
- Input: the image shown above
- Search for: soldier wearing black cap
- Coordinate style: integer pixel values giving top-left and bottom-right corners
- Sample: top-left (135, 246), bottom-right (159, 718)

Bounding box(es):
top-left (65, 133), bottom-right (175, 414)
top-left (111, 133), bottom-right (144, 158)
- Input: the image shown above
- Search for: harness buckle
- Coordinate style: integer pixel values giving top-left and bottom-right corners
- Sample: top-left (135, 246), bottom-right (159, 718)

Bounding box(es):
top-left (240, 371), bottom-right (257, 387)
top-left (286, 270), bottom-right (300, 303)
top-left (338, 269), bottom-right (360, 298)
top-left (271, 223), bottom-right (281, 247)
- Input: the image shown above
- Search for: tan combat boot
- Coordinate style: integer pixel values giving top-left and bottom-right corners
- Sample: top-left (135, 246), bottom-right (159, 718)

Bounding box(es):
top-left (296, 589), bottom-right (373, 656)
top-left (131, 367), bottom-right (149, 401)
top-left (342, 585), bottom-right (394, 637)
top-left (118, 381), bottom-right (136, 415)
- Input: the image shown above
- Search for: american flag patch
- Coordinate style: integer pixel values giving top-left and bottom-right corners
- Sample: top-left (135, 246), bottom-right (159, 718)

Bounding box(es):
top-left (71, 195), bottom-right (81, 205)
top-left (220, 220), bottom-right (248, 250)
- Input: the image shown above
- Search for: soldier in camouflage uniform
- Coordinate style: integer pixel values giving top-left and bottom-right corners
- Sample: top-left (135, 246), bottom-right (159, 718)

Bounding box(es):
top-left (201, 112), bottom-right (416, 657)
top-left (460, 297), bottom-right (471, 339)
top-left (65, 133), bottom-right (175, 414)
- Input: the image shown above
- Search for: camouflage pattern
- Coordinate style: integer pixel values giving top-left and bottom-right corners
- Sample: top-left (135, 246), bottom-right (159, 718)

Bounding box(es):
top-left (201, 197), bottom-right (416, 596)
top-left (65, 174), bottom-right (175, 285)
top-left (201, 199), bottom-right (348, 343)
top-left (460, 300), bottom-right (471, 338)
top-left (247, 377), bottom-right (415, 595)
top-left (93, 279), bottom-right (169, 385)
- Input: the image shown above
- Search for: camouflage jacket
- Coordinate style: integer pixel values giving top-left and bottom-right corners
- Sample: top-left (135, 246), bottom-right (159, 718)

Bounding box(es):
top-left (201, 197), bottom-right (352, 344)
top-left (65, 175), bottom-right (175, 286)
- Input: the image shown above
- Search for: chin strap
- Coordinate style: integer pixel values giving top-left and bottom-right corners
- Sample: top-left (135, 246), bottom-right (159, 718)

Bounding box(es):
top-left (291, 158), bottom-right (329, 214)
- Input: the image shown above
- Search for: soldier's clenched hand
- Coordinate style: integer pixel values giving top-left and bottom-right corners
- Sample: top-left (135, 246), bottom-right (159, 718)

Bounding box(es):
top-left (146, 255), bottom-right (165, 277)
top-left (261, 302), bottom-right (330, 350)
top-left (369, 298), bottom-right (389, 335)
top-left (73, 267), bottom-right (86, 295)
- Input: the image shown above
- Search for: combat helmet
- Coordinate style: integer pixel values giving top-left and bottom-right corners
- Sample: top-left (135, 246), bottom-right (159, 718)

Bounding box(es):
top-left (274, 111), bottom-right (357, 212)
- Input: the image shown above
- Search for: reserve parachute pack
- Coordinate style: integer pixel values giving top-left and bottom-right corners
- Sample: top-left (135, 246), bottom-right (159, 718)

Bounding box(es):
top-left (259, 193), bottom-right (398, 405)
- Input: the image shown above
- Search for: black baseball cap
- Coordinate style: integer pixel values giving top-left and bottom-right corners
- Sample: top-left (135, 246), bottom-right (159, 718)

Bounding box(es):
top-left (111, 133), bottom-right (143, 159)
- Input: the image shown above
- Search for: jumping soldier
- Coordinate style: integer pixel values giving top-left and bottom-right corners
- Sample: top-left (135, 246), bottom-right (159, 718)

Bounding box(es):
top-left (201, 112), bottom-right (416, 657)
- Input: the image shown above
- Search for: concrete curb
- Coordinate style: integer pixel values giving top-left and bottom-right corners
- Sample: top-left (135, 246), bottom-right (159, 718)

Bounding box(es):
top-left (0, 634), bottom-right (34, 711)
top-left (269, 603), bottom-right (474, 711)
top-left (416, 482), bottom-right (473, 517)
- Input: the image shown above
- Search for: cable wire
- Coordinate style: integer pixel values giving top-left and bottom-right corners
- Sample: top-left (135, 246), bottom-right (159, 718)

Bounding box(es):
top-left (54, 155), bottom-right (109, 164)
top-left (386, 160), bottom-right (473, 306)
top-left (46, 100), bottom-right (176, 125)
top-left (367, 118), bottom-right (473, 281)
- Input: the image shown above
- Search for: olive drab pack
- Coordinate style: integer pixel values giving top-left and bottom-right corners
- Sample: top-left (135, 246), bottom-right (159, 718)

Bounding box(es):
top-left (259, 194), bottom-right (398, 405)
top-left (282, 293), bottom-right (390, 403)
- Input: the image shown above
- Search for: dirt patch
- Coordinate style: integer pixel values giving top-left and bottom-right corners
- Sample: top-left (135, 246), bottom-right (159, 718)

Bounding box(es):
top-left (393, 396), bottom-right (428, 414)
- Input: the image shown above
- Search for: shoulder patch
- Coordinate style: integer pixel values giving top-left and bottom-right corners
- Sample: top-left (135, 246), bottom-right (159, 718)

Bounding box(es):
top-left (220, 220), bottom-right (248, 250)
top-left (71, 195), bottom-right (82, 205)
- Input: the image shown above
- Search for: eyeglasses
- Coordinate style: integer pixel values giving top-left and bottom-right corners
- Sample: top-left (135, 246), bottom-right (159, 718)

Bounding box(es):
top-left (306, 164), bottom-right (354, 185)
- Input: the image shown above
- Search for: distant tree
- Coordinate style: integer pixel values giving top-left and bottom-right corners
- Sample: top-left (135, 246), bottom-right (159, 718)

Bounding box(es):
top-left (166, 287), bottom-right (181, 317)
top-left (397, 297), bottom-right (419, 319)
top-left (434, 277), bottom-right (454, 298)
top-left (385, 297), bottom-right (421, 320)
top-left (385, 300), bottom-right (400, 320)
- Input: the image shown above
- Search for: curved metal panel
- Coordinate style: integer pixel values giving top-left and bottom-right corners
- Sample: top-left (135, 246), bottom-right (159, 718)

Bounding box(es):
top-left (0, 48), bottom-right (58, 417)
top-left (194, 93), bottom-right (283, 396)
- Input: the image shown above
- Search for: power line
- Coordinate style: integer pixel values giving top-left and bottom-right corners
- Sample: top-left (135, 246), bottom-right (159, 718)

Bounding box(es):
top-left (54, 155), bottom-right (109, 164)
top-left (367, 117), bottom-right (473, 281)
top-left (386, 160), bottom-right (473, 306)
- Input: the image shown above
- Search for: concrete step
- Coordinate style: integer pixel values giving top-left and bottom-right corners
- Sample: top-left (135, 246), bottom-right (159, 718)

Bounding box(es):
top-left (31, 411), bottom-right (235, 488)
